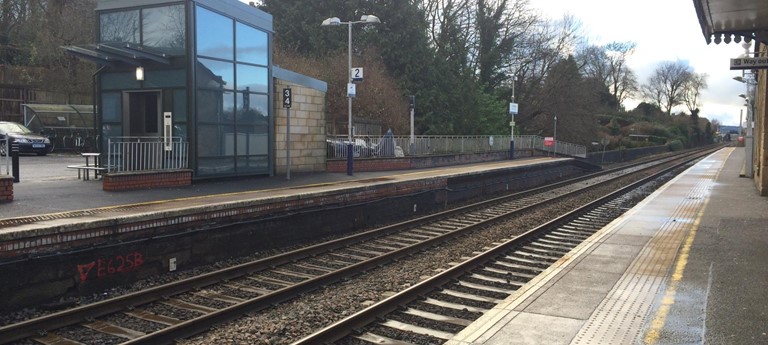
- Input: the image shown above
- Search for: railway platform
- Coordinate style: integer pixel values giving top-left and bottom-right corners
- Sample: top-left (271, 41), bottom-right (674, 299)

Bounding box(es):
top-left (1, 155), bottom-right (593, 310)
top-left (447, 147), bottom-right (768, 344)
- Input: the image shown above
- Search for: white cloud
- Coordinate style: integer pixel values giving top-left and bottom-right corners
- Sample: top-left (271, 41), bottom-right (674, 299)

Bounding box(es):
top-left (529, 0), bottom-right (747, 126)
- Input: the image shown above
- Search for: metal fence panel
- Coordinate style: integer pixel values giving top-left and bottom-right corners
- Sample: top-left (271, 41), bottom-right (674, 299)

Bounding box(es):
top-left (107, 137), bottom-right (189, 173)
top-left (1, 137), bottom-right (8, 175)
top-left (326, 134), bottom-right (586, 159)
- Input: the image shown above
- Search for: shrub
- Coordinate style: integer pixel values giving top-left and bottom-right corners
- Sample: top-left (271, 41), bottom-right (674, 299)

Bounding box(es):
top-left (667, 139), bottom-right (684, 151)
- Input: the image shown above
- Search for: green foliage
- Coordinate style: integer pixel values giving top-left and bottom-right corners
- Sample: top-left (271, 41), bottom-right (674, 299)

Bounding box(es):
top-left (667, 139), bottom-right (684, 151)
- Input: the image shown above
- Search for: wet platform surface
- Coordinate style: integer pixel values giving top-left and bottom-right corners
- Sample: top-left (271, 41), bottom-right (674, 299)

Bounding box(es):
top-left (446, 147), bottom-right (768, 344)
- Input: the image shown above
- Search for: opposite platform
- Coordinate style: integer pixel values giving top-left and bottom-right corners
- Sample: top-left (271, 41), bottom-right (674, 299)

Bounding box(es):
top-left (447, 147), bottom-right (768, 344)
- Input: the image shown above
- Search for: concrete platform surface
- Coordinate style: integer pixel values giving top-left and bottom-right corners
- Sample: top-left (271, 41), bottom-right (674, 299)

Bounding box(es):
top-left (446, 147), bottom-right (768, 345)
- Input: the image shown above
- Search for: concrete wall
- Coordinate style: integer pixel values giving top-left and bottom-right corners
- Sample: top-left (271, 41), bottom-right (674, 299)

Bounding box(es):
top-left (273, 79), bottom-right (327, 174)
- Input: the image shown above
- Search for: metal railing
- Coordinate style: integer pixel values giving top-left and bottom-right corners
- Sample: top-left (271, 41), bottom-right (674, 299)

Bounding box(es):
top-left (1, 137), bottom-right (8, 176)
top-left (326, 135), bottom-right (586, 159)
top-left (107, 137), bottom-right (189, 173)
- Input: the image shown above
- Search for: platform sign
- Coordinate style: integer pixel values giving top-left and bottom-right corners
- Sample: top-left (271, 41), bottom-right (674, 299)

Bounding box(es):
top-left (730, 57), bottom-right (768, 70)
top-left (347, 83), bottom-right (356, 98)
top-left (351, 67), bottom-right (364, 82)
top-left (283, 88), bottom-right (292, 108)
top-left (509, 102), bottom-right (518, 115)
top-left (544, 136), bottom-right (554, 147)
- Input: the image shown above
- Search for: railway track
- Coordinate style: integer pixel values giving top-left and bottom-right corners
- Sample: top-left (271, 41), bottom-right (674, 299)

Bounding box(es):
top-left (296, 179), bottom-right (648, 344)
top-left (0, 147), bottom-right (718, 345)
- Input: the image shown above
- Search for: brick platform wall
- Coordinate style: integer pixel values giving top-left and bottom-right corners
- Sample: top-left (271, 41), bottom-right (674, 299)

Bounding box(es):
top-left (0, 175), bottom-right (12, 202)
top-left (327, 152), bottom-right (513, 173)
top-left (102, 170), bottom-right (192, 191)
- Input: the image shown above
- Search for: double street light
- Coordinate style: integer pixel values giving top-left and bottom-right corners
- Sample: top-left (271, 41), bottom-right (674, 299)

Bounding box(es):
top-left (322, 14), bottom-right (381, 176)
top-left (734, 74), bottom-right (756, 177)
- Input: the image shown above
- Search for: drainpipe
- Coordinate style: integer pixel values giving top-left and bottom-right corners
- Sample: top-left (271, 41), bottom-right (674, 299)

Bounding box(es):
top-left (92, 65), bottom-right (107, 153)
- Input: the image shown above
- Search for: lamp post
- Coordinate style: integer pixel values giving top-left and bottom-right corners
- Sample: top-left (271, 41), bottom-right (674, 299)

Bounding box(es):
top-left (509, 75), bottom-right (517, 160)
top-left (553, 115), bottom-right (558, 157)
top-left (322, 14), bottom-right (381, 176)
top-left (734, 75), bottom-right (756, 178)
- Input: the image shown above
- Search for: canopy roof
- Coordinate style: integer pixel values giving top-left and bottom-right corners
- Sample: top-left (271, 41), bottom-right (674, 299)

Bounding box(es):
top-left (22, 104), bottom-right (95, 132)
top-left (62, 42), bottom-right (172, 67)
top-left (693, 0), bottom-right (768, 45)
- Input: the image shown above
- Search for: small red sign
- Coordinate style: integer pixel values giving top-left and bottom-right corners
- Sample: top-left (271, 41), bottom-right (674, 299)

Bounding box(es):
top-left (544, 137), bottom-right (554, 147)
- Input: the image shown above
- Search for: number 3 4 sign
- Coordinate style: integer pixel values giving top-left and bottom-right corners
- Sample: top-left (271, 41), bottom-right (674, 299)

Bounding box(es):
top-left (283, 88), bottom-right (292, 108)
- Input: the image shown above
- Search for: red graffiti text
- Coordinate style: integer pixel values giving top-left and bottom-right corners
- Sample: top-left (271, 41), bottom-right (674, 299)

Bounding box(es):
top-left (77, 252), bottom-right (144, 283)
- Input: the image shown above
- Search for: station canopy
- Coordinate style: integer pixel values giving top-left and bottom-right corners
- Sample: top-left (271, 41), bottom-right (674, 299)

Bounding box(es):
top-left (22, 104), bottom-right (95, 134)
top-left (693, 0), bottom-right (768, 45)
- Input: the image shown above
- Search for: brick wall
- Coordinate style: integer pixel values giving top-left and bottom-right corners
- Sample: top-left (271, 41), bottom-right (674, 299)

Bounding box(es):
top-left (0, 176), bottom-right (12, 202)
top-left (102, 170), bottom-right (192, 191)
top-left (327, 152), bottom-right (512, 173)
top-left (274, 80), bottom-right (327, 173)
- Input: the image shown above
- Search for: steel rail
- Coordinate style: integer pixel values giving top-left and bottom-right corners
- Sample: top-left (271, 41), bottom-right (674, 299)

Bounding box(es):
top-left (291, 148), bottom-right (715, 344)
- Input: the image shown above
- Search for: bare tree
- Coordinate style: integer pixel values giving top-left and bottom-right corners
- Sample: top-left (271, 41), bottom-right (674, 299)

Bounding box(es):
top-left (605, 41), bottom-right (637, 109)
top-left (512, 13), bottom-right (584, 111)
top-left (641, 60), bottom-right (692, 115)
top-left (576, 41), bottom-right (637, 110)
top-left (681, 72), bottom-right (708, 113)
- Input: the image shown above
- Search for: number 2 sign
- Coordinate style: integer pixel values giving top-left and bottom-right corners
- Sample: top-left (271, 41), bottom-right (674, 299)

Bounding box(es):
top-left (351, 67), bottom-right (363, 82)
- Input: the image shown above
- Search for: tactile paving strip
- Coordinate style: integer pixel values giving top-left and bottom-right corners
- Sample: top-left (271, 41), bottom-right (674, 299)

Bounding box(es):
top-left (571, 155), bottom-right (720, 344)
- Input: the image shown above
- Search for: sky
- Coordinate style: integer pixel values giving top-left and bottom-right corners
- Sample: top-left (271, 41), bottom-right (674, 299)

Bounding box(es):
top-left (528, 0), bottom-right (748, 126)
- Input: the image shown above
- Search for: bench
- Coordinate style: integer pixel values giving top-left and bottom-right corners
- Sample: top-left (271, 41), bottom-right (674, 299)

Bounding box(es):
top-left (68, 152), bottom-right (105, 181)
top-left (67, 164), bottom-right (107, 181)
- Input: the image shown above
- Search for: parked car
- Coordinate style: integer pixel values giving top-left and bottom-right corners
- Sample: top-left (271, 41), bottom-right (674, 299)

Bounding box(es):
top-left (0, 121), bottom-right (53, 156)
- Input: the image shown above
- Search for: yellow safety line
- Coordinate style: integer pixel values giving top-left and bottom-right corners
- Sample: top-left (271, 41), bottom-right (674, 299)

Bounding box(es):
top-left (643, 148), bottom-right (730, 343)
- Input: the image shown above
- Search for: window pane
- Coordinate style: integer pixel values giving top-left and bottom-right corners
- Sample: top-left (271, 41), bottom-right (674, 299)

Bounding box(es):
top-left (236, 92), bottom-right (268, 124)
top-left (101, 72), bottom-right (140, 90)
top-left (173, 89), bottom-right (187, 122)
top-left (236, 22), bottom-right (267, 65)
top-left (234, 131), bottom-right (268, 157)
top-left (237, 156), bottom-right (268, 173)
top-left (102, 92), bottom-right (121, 122)
top-left (236, 64), bottom-right (268, 93)
top-left (196, 89), bottom-right (234, 123)
top-left (196, 124), bottom-right (234, 157)
top-left (173, 123), bottom-right (188, 140)
top-left (100, 10), bottom-right (140, 43)
top-left (198, 157), bottom-right (236, 176)
top-left (145, 69), bottom-right (186, 88)
top-left (197, 58), bottom-right (234, 90)
top-left (142, 5), bottom-right (186, 54)
top-left (196, 6), bottom-right (233, 60)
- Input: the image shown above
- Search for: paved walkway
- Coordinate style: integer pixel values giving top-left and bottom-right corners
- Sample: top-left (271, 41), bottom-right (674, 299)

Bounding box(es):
top-left (447, 147), bottom-right (768, 344)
